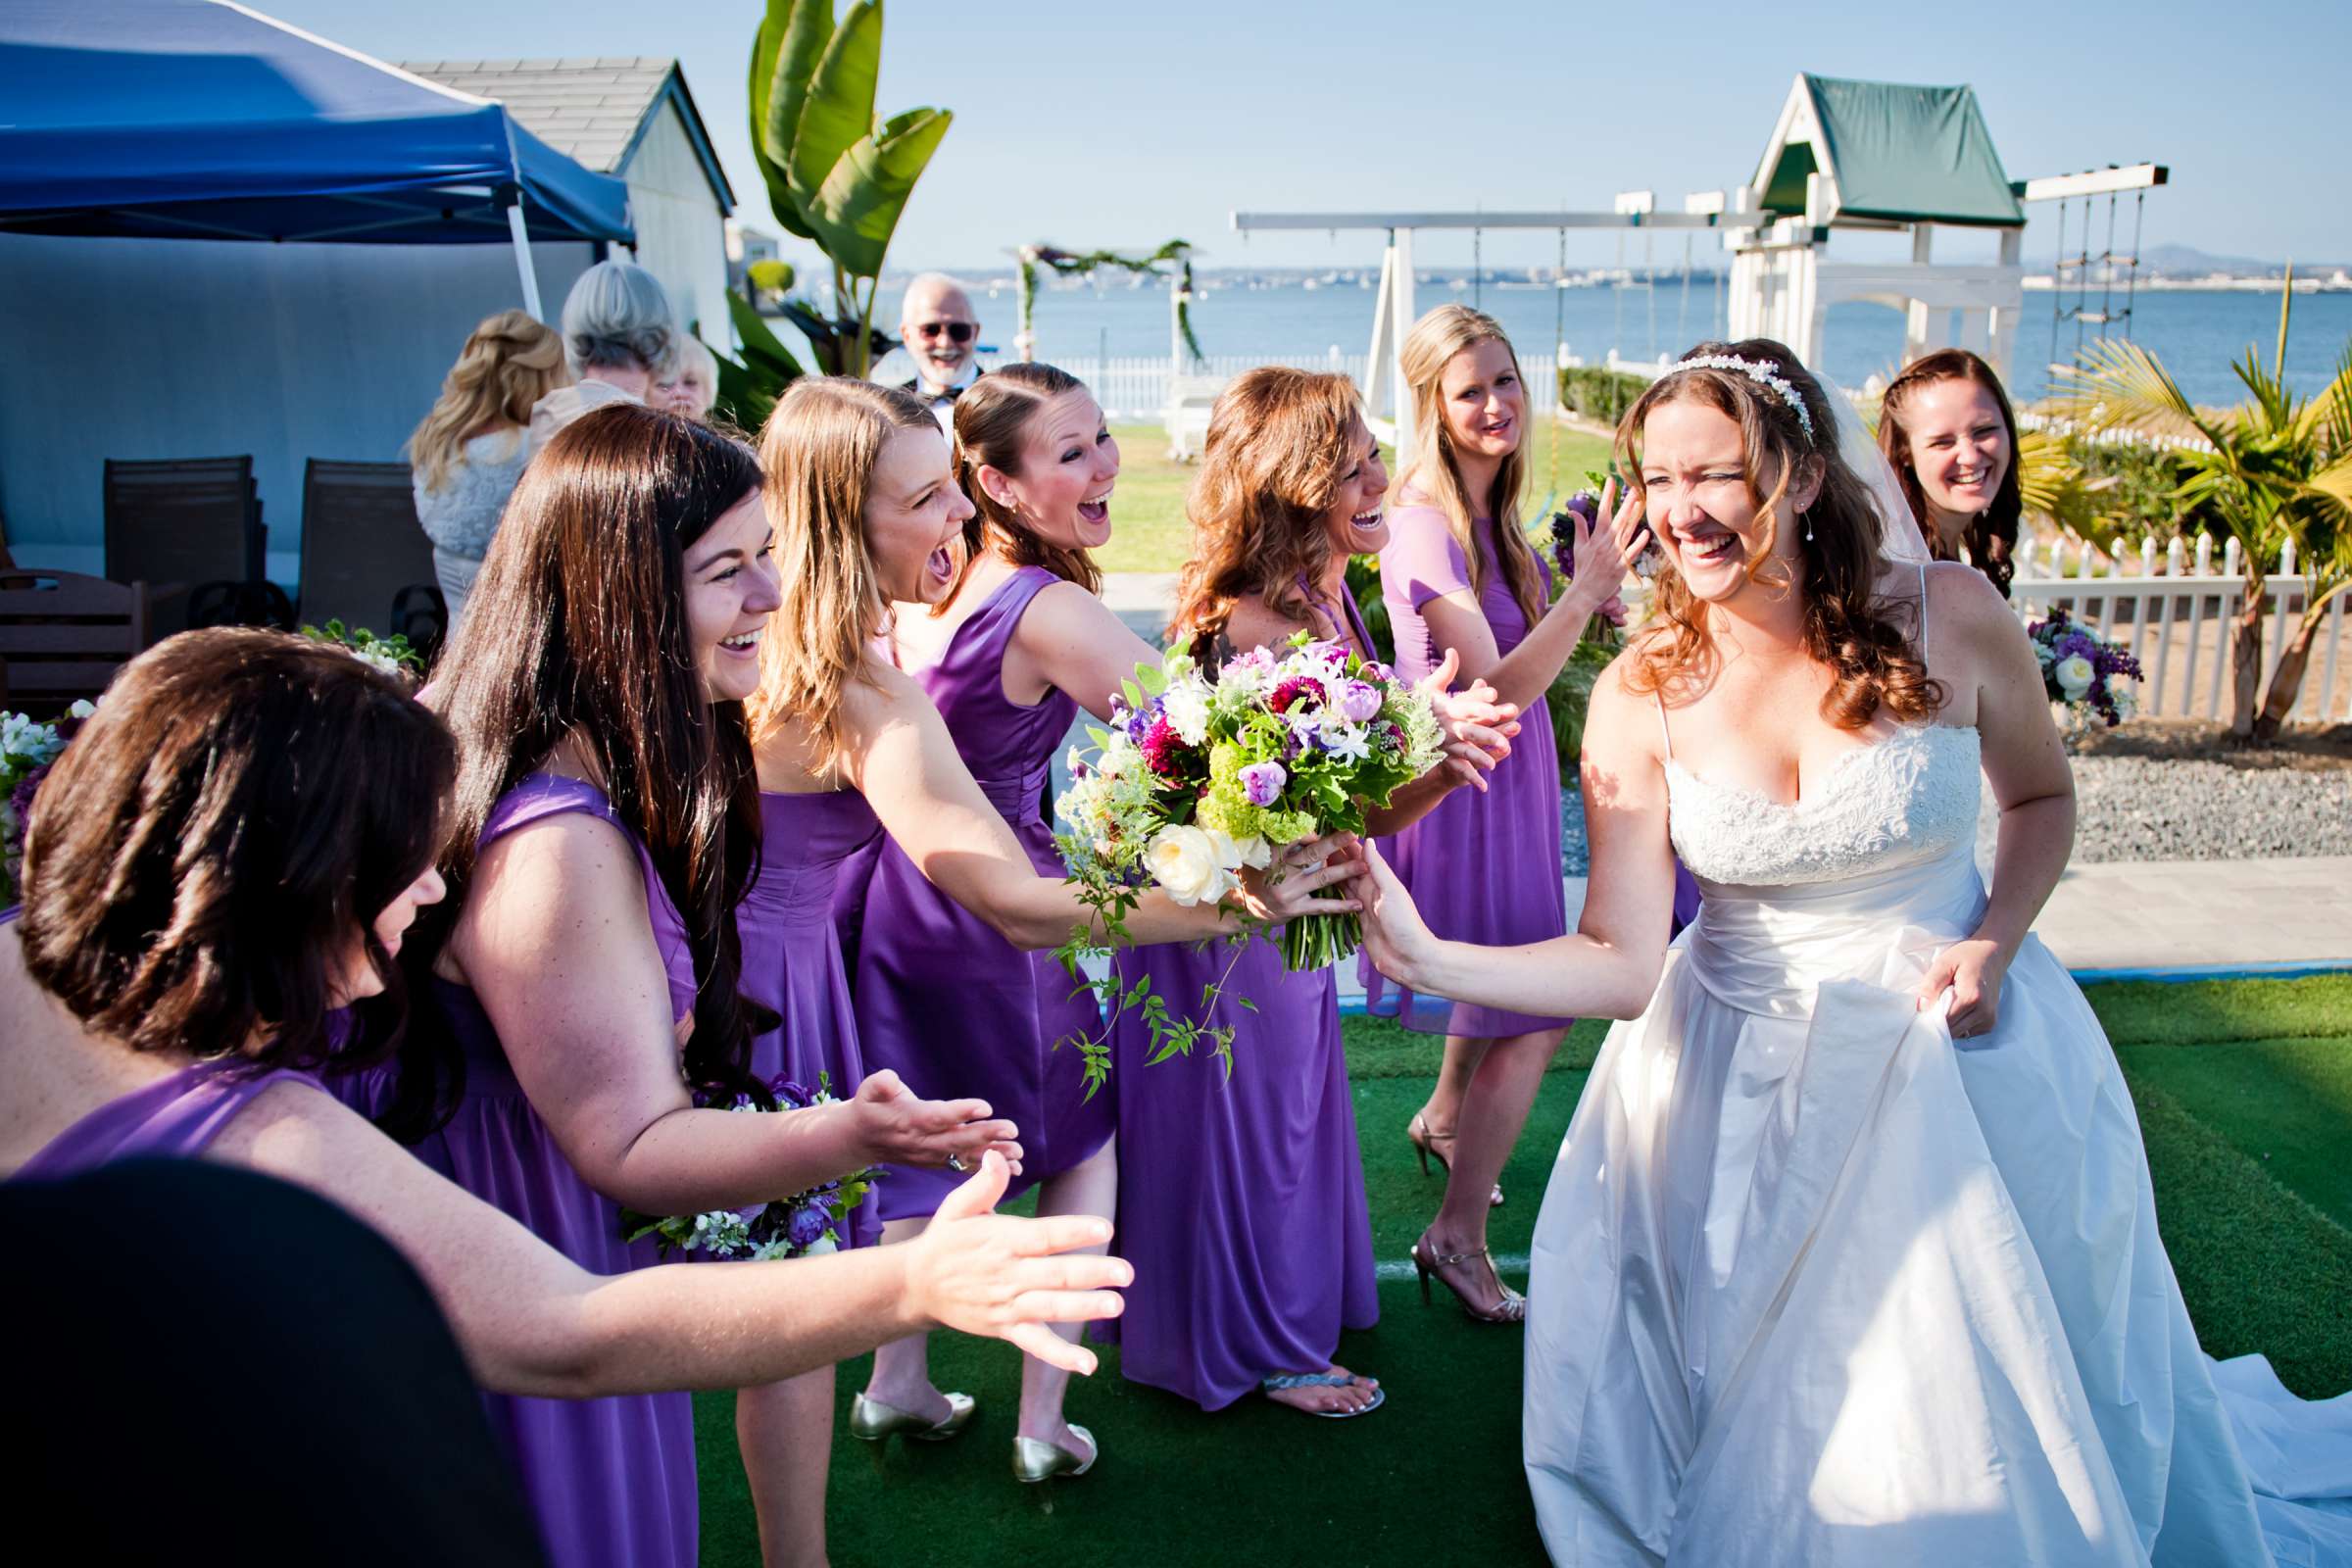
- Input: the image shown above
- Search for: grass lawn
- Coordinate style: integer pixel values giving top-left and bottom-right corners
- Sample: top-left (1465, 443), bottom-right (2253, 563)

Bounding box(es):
top-left (1092, 418), bottom-right (1620, 575)
top-left (694, 976), bottom-right (2352, 1565)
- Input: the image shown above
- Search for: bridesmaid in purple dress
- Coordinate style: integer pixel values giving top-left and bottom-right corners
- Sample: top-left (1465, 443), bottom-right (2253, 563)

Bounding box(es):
top-left (748, 377), bottom-right (1361, 1486)
top-left (849, 365), bottom-right (1155, 1481)
top-left (1114, 367), bottom-right (1511, 1417)
top-left (394, 407), bottom-right (1047, 1568)
top-left (2, 628), bottom-right (1132, 1561)
top-left (1369, 306), bottom-right (1653, 1321)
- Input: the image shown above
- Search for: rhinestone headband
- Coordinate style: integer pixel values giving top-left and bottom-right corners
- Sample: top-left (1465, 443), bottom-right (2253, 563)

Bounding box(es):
top-left (1664, 354), bottom-right (1816, 444)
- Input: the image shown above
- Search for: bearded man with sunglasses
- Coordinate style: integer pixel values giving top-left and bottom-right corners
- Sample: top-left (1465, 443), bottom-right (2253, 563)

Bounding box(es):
top-left (894, 272), bottom-right (983, 430)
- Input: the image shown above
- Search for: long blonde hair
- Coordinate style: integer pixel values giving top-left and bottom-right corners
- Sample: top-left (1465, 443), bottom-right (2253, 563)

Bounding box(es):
top-left (945, 361), bottom-right (1102, 604)
top-left (749, 376), bottom-right (937, 775)
top-left (406, 311), bottom-right (569, 494)
top-left (1399, 304), bottom-right (1546, 624)
top-left (1169, 367), bottom-right (1362, 654)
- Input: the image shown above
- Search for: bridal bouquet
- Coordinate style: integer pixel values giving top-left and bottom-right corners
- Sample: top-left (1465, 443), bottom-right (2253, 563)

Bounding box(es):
top-left (1057, 634), bottom-right (1446, 971)
top-left (2027, 607), bottom-right (2142, 734)
top-left (2, 702), bottom-right (94, 903)
top-left (619, 1074), bottom-right (873, 1261)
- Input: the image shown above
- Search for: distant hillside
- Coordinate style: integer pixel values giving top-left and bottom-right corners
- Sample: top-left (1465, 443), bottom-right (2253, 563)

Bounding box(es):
top-left (2028, 242), bottom-right (2345, 276)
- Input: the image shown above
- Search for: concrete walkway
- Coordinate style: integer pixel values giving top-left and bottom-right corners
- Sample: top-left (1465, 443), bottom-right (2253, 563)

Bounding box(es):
top-left (1098, 575), bottom-right (2352, 981)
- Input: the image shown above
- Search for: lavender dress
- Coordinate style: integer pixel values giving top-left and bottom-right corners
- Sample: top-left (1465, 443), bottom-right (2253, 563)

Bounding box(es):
top-left (416, 775), bottom-right (699, 1568)
top-left (1102, 600), bottom-right (1379, 1411)
top-left (1367, 507), bottom-right (1705, 1033)
top-left (848, 566), bottom-right (1112, 1222)
top-left (739, 787), bottom-right (883, 1247)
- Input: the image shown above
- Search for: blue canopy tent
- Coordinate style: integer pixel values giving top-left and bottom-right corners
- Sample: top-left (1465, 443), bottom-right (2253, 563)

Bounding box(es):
top-left (0, 0), bottom-right (633, 315)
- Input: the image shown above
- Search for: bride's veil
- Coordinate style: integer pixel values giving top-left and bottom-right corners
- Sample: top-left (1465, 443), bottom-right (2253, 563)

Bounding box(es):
top-left (1814, 370), bottom-right (1933, 568)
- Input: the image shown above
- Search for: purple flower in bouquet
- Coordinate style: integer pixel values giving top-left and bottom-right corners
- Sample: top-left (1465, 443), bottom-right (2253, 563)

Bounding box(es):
top-left (1545, 491), bottom-right (1629, 627)
top-left (1335, 680), bottom-right (1384, 723)
top-left (769, 1077), bottom-right (815, 1110)
top-left (11, 761), bottom-right (48, 834)
top-left (785, 1202), bottom-right (832, 1250)
top-left (1240, 760), bottom-right (1286, 806)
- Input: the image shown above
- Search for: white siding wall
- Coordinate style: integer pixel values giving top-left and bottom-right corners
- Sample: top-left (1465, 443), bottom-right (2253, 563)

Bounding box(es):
top-left (0, 233), bottom-right (595, 580)
top-left (620, 101), bottom-right (733, 351)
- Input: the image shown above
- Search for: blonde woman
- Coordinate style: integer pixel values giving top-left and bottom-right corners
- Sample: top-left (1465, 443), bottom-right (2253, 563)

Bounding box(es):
top-left (1370, 305), bottom-right (1645, 1320)
top-left (734, 376), bottom-right (1357, 1548)
top-left (1107, 367), bottom-right (1506, 1419)
top-left (405, 310), bottom-right (569, 621)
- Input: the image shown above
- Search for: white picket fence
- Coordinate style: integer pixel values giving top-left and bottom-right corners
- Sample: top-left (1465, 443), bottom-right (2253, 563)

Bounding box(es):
top-left (2012, 534), bottom-right (2350, 723)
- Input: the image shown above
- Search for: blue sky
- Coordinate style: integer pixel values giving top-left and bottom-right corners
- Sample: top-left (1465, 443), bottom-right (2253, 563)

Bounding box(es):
top-left (270, 0), bottom-right (2348, 275)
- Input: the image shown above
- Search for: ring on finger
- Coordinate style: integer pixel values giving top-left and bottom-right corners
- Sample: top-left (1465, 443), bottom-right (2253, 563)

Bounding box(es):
top-left (945, 1153), bottom-right (966, 1173)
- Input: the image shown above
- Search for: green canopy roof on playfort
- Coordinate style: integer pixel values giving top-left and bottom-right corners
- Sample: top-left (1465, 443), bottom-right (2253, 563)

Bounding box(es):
top-left (1754, 74), bottom-right (2025, 228)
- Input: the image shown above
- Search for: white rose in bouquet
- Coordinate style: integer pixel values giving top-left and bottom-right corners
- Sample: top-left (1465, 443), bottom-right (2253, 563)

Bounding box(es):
top-left (2054, 653), bottom-right (2095, 700)
top-left (1146, 823), bottom-right (1239, 906)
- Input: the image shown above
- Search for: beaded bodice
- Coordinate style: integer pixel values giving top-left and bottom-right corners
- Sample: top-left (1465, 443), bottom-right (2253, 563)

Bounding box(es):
top-left (1665, 722), bottom-right (1983, 889)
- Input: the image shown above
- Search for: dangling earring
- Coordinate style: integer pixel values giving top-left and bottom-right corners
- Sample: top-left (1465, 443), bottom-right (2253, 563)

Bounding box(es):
top-left (1803, 509), bottom-right (1814, 544)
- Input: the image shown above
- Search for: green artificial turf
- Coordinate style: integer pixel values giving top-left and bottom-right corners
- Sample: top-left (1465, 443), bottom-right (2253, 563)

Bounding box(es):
top-left (693, 981), bottom-right (2352, 1566)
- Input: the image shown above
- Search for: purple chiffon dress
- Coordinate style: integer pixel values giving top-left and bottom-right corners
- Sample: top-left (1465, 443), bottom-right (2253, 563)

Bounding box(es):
top-left (1102, 600), bottom-right (1379, 1411)
top-left (848, 565), bottom-right (1112, 1222)
top-left (415, 775), bottom-right (699, 1568)
top-left (739, 786), bottom-right (883, 1247)
top-left (1367, 506), bottom-right (1700, 1036)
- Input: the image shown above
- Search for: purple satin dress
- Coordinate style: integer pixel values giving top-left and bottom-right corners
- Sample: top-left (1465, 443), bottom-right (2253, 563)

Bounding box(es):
top-left (1101, 598), bottom-right (1378, 1411)
top-left (1367, 507), bottom-right (1702, 1034)
top-left (415, 775), bottom-right (699, 1568)
top-left (847, 566), bottom-right (1112, 1222)
top-left (739, 787), bottom-right (883, 1246)
top-left (19, 1059), bottom-right (319, 1178)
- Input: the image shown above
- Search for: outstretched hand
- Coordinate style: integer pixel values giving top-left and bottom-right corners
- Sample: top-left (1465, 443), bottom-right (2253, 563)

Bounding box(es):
top-left (848, 1068), bottom-right (1024, 1175)
top-left (1350, 843), bottom-right (1440, 986)
top-left (1562, 479), bottom-right (1650, 623)
top-left (905, 1152), bottom-right (1130, 1374)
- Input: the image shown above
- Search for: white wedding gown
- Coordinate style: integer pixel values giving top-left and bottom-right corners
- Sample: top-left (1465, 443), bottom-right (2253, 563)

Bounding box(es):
top-left (1523, 711), bottom-right (2352, 1566)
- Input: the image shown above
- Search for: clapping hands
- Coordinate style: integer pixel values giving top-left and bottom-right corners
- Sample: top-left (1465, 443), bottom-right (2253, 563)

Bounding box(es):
top-left (1417, 648), bottom-right (1521, 794)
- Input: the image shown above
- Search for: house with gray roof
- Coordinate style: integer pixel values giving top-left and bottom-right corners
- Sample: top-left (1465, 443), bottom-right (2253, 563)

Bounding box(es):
top-left (404, 58), bottom-right (737, 348)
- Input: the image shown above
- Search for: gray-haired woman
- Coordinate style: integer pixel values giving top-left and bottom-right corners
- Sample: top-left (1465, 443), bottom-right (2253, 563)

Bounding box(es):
top-left (527, 260), bottom-right (681, 452)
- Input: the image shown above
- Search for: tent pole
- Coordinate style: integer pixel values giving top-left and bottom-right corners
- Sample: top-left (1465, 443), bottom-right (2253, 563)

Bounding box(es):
top-left (508, 195), bottom-right (544, 320)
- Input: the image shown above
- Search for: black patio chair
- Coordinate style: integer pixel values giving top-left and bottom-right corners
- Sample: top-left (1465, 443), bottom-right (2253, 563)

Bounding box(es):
top-left (298, 460), bottom-right (446, 658)
top-left (103, 456), bottom-right (267, 643)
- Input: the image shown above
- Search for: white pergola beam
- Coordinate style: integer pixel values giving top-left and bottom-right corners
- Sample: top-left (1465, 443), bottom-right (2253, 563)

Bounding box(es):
top-left (2015, 164), bottom-right (2168, 203)
top-left (1231, 209), bottom-right (1731, 233)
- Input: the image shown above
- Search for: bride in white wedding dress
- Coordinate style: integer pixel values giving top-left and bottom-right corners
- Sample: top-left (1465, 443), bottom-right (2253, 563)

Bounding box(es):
top-left (1354, 340), bottom-right (2350, 1566)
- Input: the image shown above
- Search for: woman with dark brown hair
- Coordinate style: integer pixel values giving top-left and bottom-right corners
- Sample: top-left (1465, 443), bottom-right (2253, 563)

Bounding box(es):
top-left (1355, 341), bottom-right (2346, 1563)
top-left (1877, 347), bottom-right (2024, 596)
top-left (0, 629), bottom-right (1132, 1560)
top-left (1105, 367), bottom-right (1507, 1420)
top-left (385, 403), bottom-right (1038, 1568)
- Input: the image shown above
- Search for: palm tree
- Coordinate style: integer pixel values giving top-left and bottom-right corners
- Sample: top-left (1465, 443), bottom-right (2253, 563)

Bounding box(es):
top-left (2048, 274), bottom-right (2352, 741)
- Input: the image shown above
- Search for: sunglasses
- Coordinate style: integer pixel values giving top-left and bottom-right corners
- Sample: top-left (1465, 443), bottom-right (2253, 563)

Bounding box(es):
top-left (914, 320), bottom-right (976, 343)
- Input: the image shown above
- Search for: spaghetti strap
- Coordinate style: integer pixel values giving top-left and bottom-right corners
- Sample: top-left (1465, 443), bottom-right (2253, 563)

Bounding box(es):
top-left (1656, 696), bottom-right (1674, 760)
top-left (1917, 561), bottom-right (1931, 648)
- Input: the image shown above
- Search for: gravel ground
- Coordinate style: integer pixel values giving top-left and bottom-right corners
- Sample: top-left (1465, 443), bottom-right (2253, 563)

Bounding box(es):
top-left (1561, 753), bottom-right (2352, 874)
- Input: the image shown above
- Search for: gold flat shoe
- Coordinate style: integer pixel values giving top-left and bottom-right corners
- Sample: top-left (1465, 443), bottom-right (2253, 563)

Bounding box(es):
top-left (1012, 1423), bottom-right (1098, 1483)
top-left (848, 1391), bottom-right (976, 1443)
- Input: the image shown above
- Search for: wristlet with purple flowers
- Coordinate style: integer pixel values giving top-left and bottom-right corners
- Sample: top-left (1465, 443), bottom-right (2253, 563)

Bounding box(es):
top-left (619, 1073), bottom-right (874, 1260)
